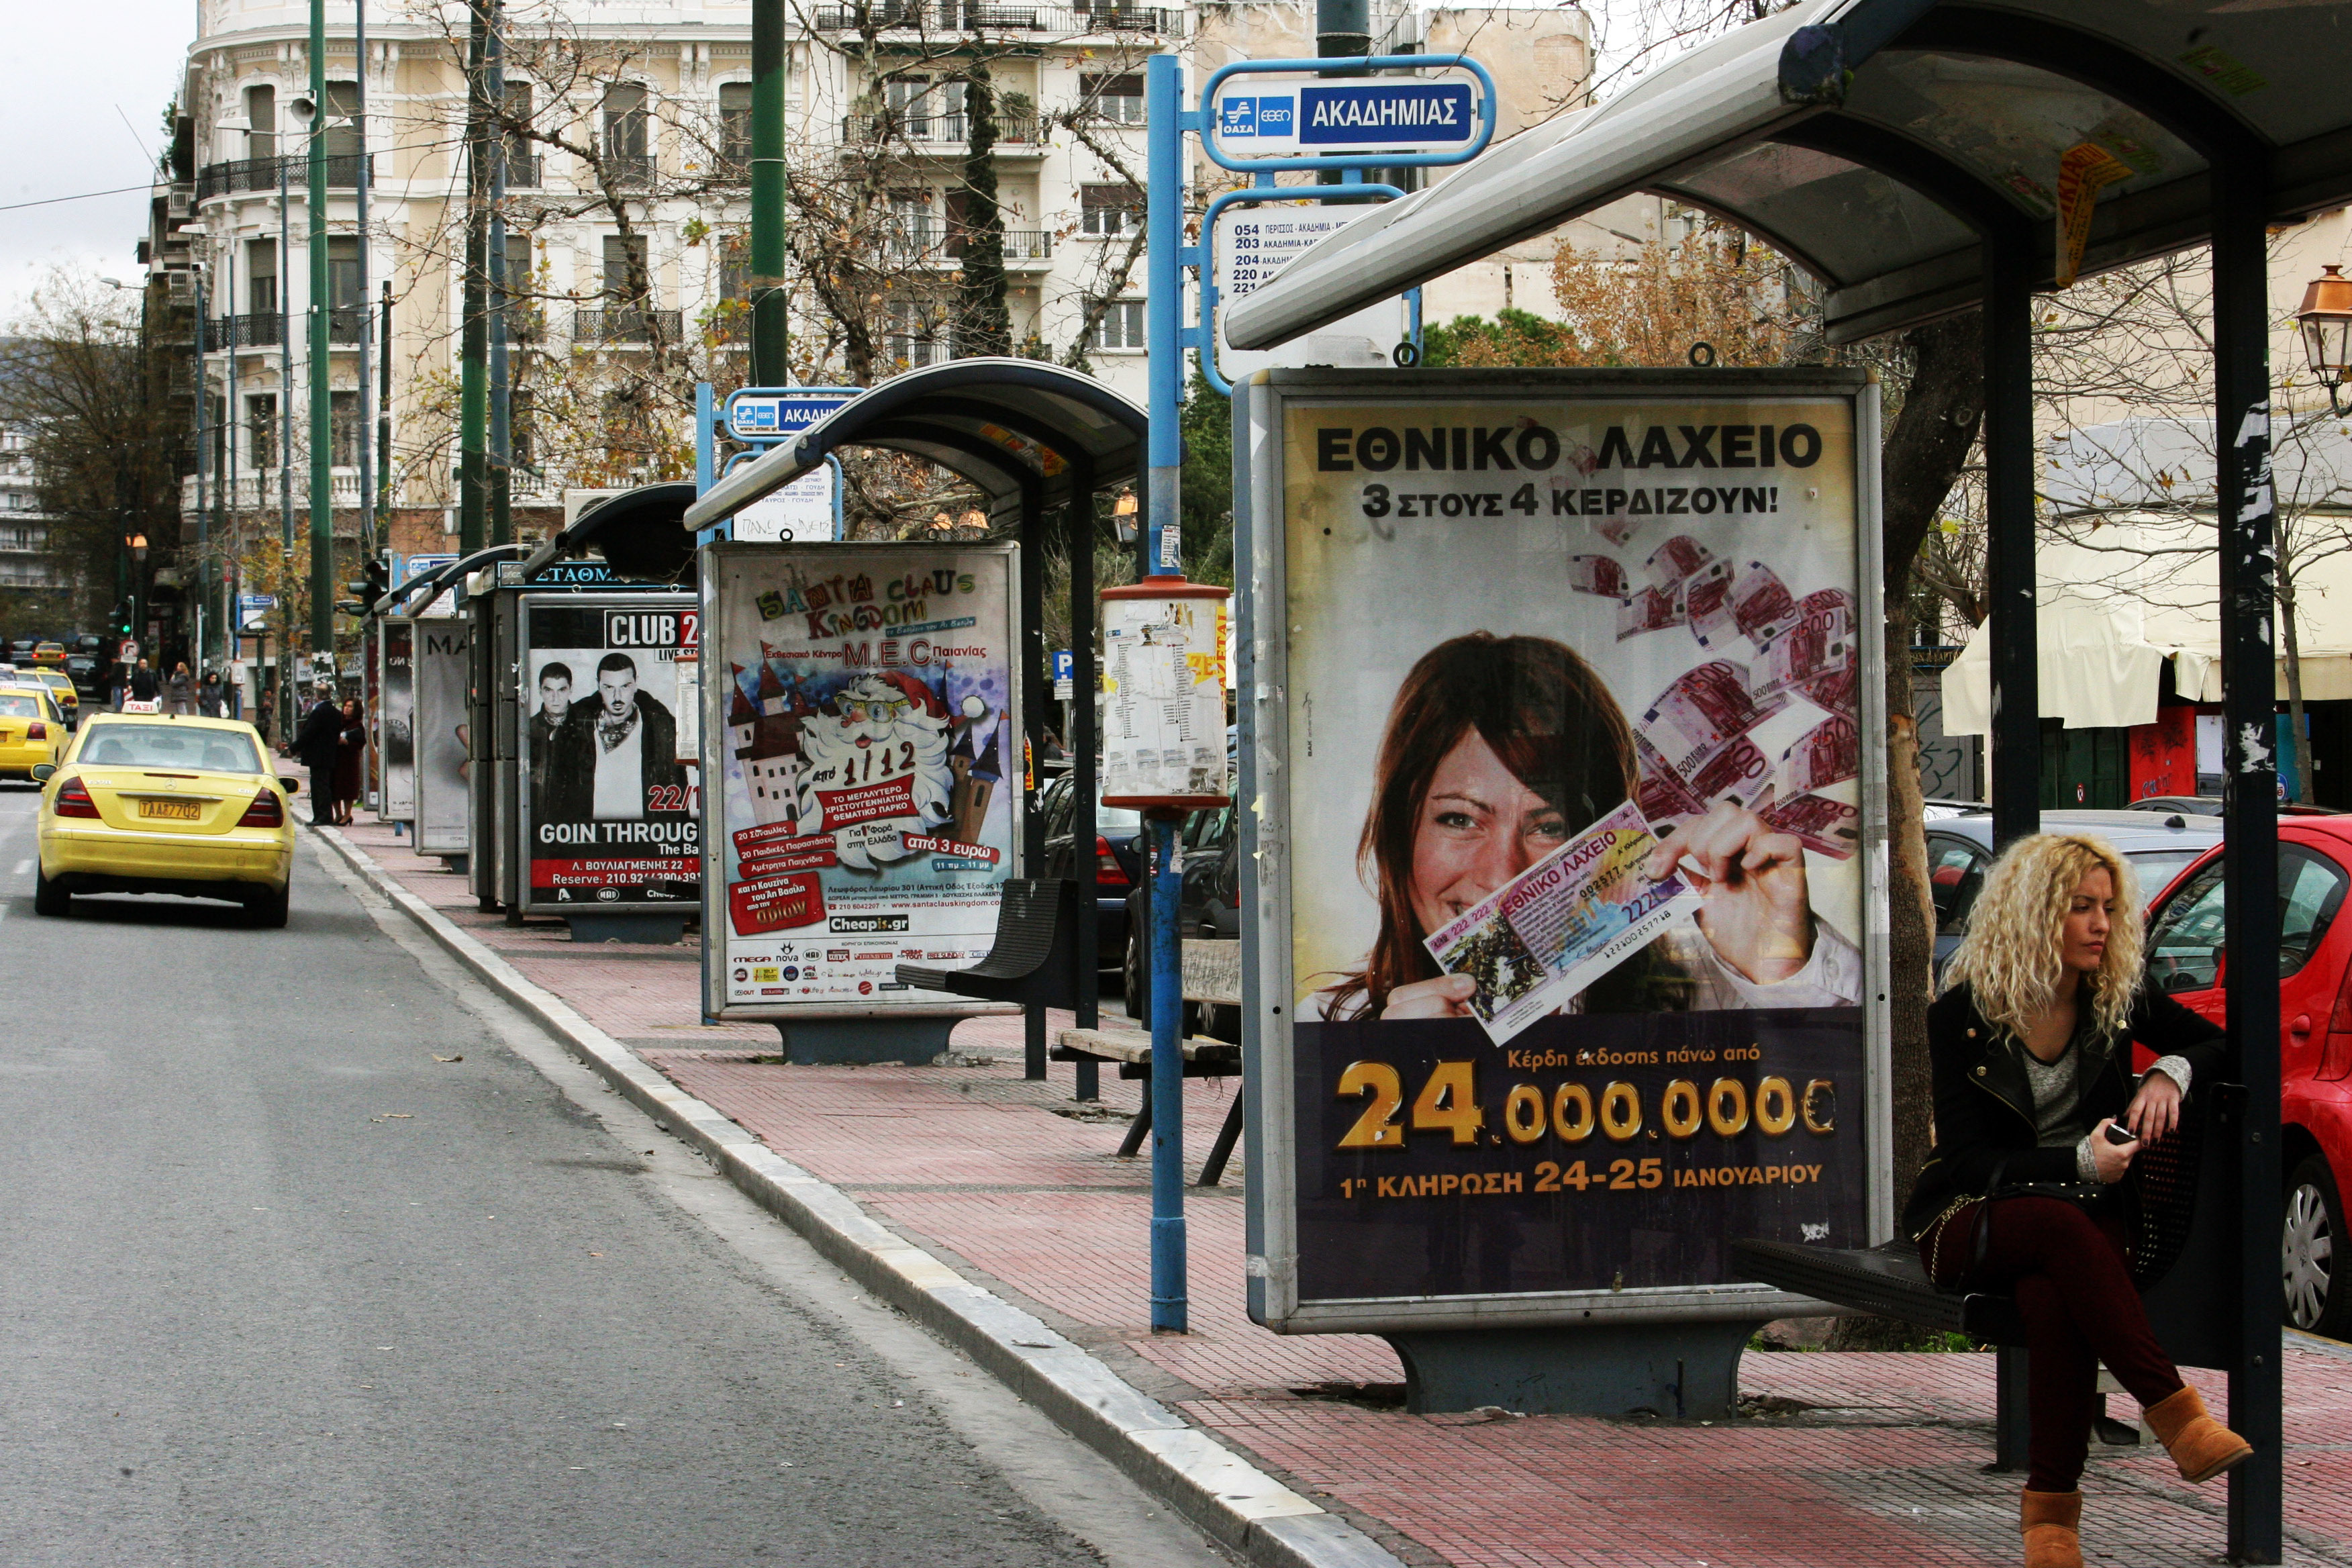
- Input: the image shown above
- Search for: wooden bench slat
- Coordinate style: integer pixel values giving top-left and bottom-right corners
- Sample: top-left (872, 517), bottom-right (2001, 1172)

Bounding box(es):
top-left (1054, 1027), bottom-right (1239, 1063)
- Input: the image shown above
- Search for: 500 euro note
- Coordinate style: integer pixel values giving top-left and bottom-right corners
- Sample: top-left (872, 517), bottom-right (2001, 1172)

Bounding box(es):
top-left (1423, 801), bottom-right (1700, 1046)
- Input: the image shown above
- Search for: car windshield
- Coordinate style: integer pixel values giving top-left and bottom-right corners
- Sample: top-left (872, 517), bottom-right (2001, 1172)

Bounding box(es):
top-left (77, 724), bottom-right (263, 774)
top-left (0, 693), bottom-right (40, 718)
top-left (2126, 849), bottom-right (2205, 902)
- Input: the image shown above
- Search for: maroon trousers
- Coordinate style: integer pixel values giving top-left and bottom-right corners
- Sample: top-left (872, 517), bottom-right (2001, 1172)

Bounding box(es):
top-left (1920, 1195), bottom-right (2184, 1491)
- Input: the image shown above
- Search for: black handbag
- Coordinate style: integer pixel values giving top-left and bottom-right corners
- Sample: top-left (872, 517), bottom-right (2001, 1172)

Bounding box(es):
top-left (1969, 1154), bottom-right (2120, 1274)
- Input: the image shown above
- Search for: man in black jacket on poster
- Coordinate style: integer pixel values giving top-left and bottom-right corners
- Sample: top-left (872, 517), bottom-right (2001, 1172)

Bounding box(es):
top-left (544, 653), bottom-right (683, 822)
top-left (291, 685), bottom-right (344, 826)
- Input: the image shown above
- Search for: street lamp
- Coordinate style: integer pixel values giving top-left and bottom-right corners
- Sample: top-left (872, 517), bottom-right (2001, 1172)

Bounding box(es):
top-left (2295, 262), bottom-right (2352, 415)
top-left (128, 532), bottom-right (149, 657)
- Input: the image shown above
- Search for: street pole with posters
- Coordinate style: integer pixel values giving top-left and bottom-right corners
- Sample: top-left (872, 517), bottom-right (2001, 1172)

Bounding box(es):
top-left (305, 0), bottom-right (334, 656)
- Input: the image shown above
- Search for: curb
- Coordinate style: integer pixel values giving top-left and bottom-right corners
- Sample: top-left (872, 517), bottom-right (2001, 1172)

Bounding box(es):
top-left (311, 826), bottom-right (1405, 1568)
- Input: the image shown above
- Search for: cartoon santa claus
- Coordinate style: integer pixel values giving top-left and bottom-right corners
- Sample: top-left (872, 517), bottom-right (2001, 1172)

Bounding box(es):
top-left (793, 671), bottom-right (954, 870)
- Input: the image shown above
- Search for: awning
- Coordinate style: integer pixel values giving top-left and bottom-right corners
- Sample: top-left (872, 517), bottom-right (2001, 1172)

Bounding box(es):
top-left (1227, 0), bottom-right (2352, 351)
top-left (683, 358), bottom-right (1147, 532)
top-left (1940, 509), bottom-right (2352, 734)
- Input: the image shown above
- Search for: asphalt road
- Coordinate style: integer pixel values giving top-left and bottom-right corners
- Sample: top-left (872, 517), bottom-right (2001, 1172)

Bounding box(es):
top-left (0, 786), bottom-right (1226, 1568)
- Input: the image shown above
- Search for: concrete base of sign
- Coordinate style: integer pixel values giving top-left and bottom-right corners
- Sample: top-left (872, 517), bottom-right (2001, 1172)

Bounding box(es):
top-left (772, 1017), bottom-right (959, 1066)
top-left (563, 912), bottom-right (687, 944)
top-left (1384, 1318), bottom-right (1764, 1418)
top-left (438, 854), bottom-right (468, 875)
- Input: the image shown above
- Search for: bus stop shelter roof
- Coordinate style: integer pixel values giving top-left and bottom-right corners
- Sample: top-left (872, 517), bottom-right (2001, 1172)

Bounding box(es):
top-left (1225, 0), bottom-right (2352, 350)
top-left (681, 358), bottom-right (1148, 534)
top-left (522, 481), bottom-right (699, 583)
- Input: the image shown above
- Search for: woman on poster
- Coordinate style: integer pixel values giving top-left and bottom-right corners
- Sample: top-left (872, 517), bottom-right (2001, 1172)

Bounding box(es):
top-left (1905, 834), bottom-right (2247, 1568)
top-left (1312, 632), bottom-right (1861, 1020)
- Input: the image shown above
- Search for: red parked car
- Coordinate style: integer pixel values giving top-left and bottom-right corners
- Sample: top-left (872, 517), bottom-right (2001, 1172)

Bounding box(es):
top-left (2143, 819), bottom-right (2352, 1338)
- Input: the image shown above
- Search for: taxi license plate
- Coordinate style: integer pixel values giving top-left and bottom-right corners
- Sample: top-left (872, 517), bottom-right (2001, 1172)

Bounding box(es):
top-left (140, 799), bottom-right (201, 822)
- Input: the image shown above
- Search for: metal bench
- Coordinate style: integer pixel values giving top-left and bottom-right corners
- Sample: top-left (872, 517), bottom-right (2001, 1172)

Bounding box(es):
top-left (1733, 1083), bottom-right (2241, 1468)
top-left (895, 878), bottom-right (1080, 1009)
top-left (1055, 939), bottom-right (1246, 1183)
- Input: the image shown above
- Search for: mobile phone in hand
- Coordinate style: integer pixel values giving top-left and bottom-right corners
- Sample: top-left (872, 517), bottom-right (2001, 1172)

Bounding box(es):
top-left (2103, 1122), bottom-right (2141, 1146)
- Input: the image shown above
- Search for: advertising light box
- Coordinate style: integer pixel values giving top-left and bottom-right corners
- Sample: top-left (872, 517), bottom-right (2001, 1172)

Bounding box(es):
top-left (377, 620), bottom-right (415, 822)
top-left (413, 618), bottom-right (472, 856)
top-left (701, 542), bottom-right (1022, 1018)
top-left (1239, 368), bottom-right (1890, 1334)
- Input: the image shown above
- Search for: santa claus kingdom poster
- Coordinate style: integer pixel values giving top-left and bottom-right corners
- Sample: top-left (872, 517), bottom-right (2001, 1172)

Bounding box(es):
top-left (703, 542), bottom-right (1021, 1014)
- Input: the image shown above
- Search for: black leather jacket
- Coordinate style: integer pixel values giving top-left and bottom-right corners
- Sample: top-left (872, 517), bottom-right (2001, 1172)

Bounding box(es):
top-left (1900, 979), bottom-right (2228, 1238)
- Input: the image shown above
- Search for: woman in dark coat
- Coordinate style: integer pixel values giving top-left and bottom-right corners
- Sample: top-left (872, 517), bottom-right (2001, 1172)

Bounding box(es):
top-left (334, 697), bottom-right (365, 824)
top-left (1906, 832), bottom-right (2247, 1568)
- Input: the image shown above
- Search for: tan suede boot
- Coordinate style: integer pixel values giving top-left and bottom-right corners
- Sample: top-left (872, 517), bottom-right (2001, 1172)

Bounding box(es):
top-left (2020, 1489), bottom-right (2082, 1568)
top-left (2144, 1385), bottom-right (2254, 1483)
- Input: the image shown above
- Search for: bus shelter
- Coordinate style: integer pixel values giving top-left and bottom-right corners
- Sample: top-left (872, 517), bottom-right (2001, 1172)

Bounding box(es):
top-left (1224, 2), bottom-right (2352, 1557)
top-left (682, 358), bottom-right (1146, 1074)
top-left (467, 484), bottom-right (701, 942)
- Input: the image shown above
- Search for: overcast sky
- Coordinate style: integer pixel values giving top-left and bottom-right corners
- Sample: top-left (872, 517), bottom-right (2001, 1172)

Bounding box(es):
top-left (0, 3), bottom-right (193, 317)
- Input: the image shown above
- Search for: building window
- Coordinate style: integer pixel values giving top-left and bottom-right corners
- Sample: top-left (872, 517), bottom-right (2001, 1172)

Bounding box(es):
top-left (885, 75), bottom-right (959, 142)
top-left (890, 189), bottom-right (937, 255)
top-left (603, 83), bottom-right (652, 182)
top-left (501, 82), bottom-right (536, 186)
top-left (719, 81), bottom-right (752, 170)
top-left (1087, 299), bottom-right (1146, 352)
top-left (602, 234), bottom-right (650, 304)
top-left (331, 390), bottom-right (360, 469)
top-left (248, 238), bottom-right (277, 315)
top-left (322, 81), bottom-right (362, 160)
top-left (247, 393), bottom-right (278, 471)
top-left (1081, 74), bottom-right (1144, 124)
top-left (245, 85), bottom-right (275, 161)
top-left (511, 388), bottom-right (536, 472)
top-left (1081, 183), bottom-right (1142, 237)
top-left (326, 237), bottom-right (363, 311)
top-left (888, 301), bottom-right (944, 368)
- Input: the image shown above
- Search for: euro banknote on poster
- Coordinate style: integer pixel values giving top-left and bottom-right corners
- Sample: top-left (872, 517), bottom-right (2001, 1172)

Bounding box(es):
top-left (704, 542), bottom-right (1020, 1015)
top-left (1245, 369), bottom-right (1886, 1330)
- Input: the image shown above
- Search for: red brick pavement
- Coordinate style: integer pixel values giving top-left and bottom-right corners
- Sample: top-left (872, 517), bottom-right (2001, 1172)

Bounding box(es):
top-left (329, 816), bottom-right (2352, 1567)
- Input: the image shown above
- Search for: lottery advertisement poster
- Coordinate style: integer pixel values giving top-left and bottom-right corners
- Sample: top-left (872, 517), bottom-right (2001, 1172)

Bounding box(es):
top-left (702, 542), bottom-right (1021, 1016)
top-left (517, 594), bottom-right (701, 912)
top-left (1248, 370), bottom-right (1887, 1329)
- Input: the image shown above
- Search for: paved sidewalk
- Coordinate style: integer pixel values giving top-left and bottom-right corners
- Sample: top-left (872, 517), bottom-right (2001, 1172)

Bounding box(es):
top-left (335, 816), bottom-right (2352, 1568)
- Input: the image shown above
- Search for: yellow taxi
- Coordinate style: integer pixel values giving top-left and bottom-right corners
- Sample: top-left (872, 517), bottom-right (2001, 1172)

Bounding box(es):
top-left (34, 711), bottom-right (299, 926)
top-left (32, 641), bottom-right (65, 667)
top-left (19, 667), bottom-right (79, 728)
top-left (0, 683), bottom-right (66, 780)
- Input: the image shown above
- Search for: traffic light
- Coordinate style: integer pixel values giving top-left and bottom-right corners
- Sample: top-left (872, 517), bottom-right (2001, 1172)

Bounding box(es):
top-left (112, 601), bottom-right (131, 636)
top-left (348, 554), bottom-right (391, 614)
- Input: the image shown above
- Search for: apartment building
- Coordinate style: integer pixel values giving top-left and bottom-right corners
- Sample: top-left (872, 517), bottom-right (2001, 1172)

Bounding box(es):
top-left (0, 426), bottom-right (66, 595)
top-left (150, 2), bottom-right (1600, 570)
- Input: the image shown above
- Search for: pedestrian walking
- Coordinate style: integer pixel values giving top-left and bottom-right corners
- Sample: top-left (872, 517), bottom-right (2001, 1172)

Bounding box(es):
top-left (197, 669), bottom-right (226, 718)
top-left (290, 685), bottom-right (344, 827)
top-left (335, 697), bottom-right (366, 825)
top-left (1906, 834), bottom-right (2250, 1568)
top-left (128, 659), bottom-right (158, 707)
top-left (166, 660), bottom-right (195, 716)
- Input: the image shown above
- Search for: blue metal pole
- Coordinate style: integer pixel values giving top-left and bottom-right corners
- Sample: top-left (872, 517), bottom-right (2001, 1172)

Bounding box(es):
top-left (1147, 810), bottom-right (1187, 1332)
top-left (1144, 53), bottom-right (1183, 580)
top-left (695, 381), bottom-right (716, 490)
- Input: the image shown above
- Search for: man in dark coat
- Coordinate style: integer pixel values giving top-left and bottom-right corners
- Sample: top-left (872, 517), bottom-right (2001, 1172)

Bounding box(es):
top-left (544, 652), bottom-right (683, 822)
top-left (291, 685), bottom-right (344, 826)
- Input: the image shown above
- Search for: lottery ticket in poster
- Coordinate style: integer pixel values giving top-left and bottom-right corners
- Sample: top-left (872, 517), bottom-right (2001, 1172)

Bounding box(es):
top-left (1422, 801), bottom-right (1702, 1045)
top-left (707, 543), bottom-right (1020, 1013)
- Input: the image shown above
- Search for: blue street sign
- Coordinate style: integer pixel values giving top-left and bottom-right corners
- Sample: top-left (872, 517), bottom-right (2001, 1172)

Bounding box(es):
top-left (394, 552), bottom-right (459, 585)
top-left (1209, 76), bottom-right (1481, 160)
top-left (724, 387), bottom-right (858, 443)
top-left (1050, 649), bottom-right (1074, 683)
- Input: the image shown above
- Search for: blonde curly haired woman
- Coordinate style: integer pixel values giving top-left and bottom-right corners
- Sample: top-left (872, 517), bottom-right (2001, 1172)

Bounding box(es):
top-left (1903, 833), bottom-right (2250, 1568)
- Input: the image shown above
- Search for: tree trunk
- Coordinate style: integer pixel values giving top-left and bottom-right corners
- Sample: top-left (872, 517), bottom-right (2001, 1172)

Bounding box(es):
top-left (957, 64), bottom-right (1010, 359)
top-left (1828, 311), bottom-right (1983, 1351)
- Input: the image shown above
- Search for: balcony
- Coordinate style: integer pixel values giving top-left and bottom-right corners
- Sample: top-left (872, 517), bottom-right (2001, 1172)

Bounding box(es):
top-left (195, 154), bottom-right (374, 201)
top-left (813, 3), bottom-right (1182, 33)
top-left (844, 111), bottom-right (1044, 154)
top-left (209, 308), bottom-right (371, 349)
top-left (882, 228), bottom-right (1052, 268)
top-left (499, 152), bottom-right (542, 190)
top-left (571, 307), bottom-right (683, 344)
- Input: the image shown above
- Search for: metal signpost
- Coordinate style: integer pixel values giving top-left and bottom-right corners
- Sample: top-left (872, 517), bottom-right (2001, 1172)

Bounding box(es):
top-left (694, 385), bottom-right (859, 546)
top-left (1236, 366), bottom-right (1888, 1416)
top-left (1142, 48), bottom-right (1493, 1332)
top-left (699, 541), bottom-right (1025, 1064)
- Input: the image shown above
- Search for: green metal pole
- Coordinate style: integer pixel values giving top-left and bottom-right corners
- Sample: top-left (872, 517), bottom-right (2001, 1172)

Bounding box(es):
top-left (308, 0), bottom-right (334, 656)
top-left (458, 1), bottom-right (491, 554)
top-left (750, 0), bottom-right (787, 384)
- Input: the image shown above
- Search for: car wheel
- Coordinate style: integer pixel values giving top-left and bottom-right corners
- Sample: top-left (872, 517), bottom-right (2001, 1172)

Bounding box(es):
top-left (32, 866), bottom-right (68, 917)
top-left (1122, 930), bottom-right (1144, 1020)
top-left (247, 883), bottom-right (290, 929)
top-left (2284, 1155), bottom-right (2348, 1338)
